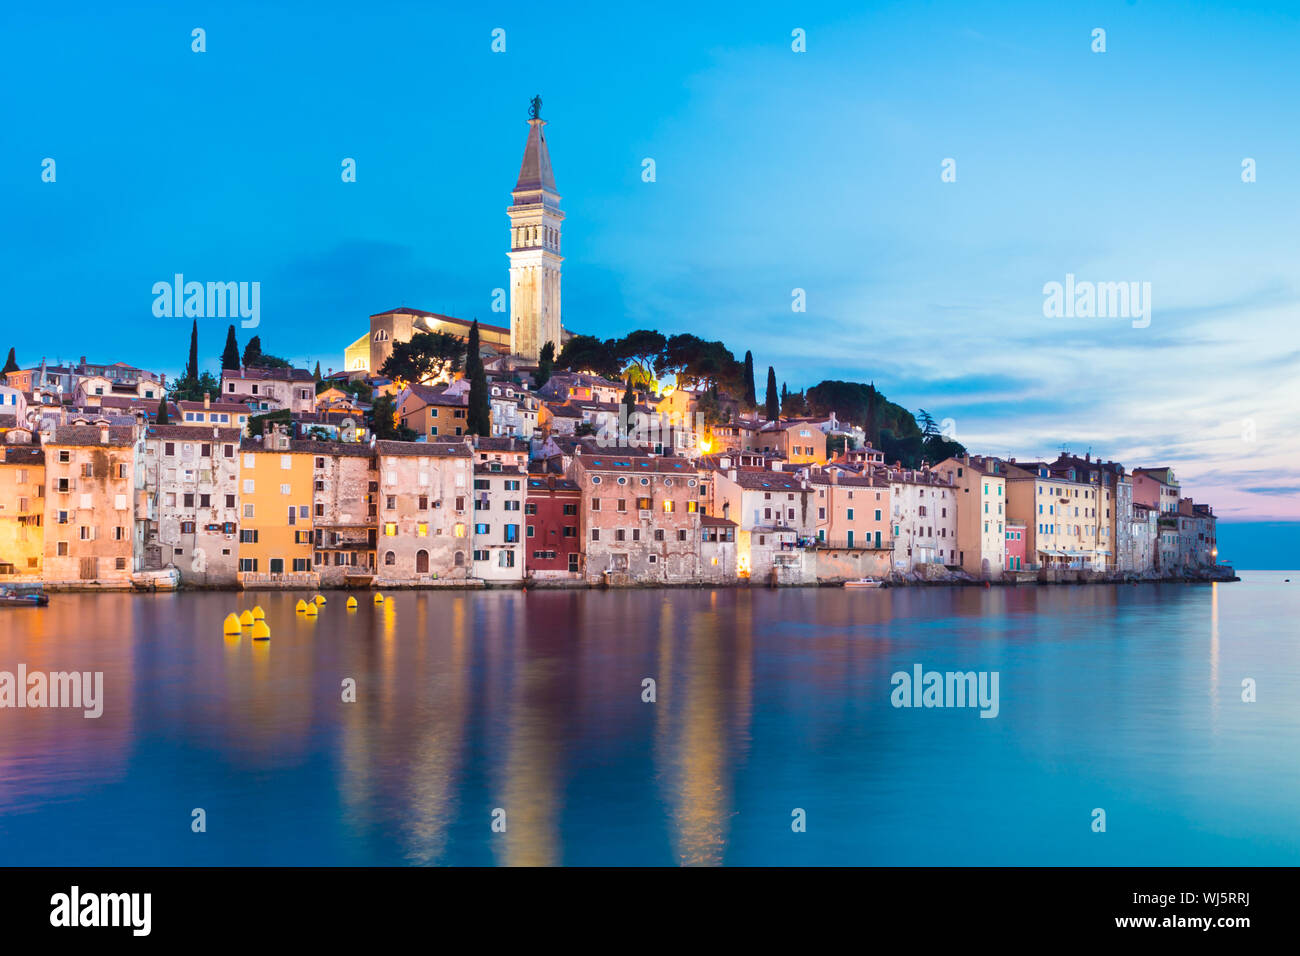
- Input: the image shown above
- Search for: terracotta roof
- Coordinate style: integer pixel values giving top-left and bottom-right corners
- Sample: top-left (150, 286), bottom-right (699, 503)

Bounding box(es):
top-left (369, 307), bottom-right (510, 337)
top-left (373, 439), bottom-right (471, 458)
top-left (700, 514), bottom-right (738, 527)
top-left (225, 366), bottom-right (315, 383)
top-left (474, 436), bottom-right (528, 452)
top-left (48, 425), bottom-right (136, 447)
top-left (1, 445), bottom-right (44, 463)
top-left (726, 471), bottom-right (806, 491)
top-left (176, 400), bottom-right (253, 413)
top-left (145, 425), bottom-right (242, 442)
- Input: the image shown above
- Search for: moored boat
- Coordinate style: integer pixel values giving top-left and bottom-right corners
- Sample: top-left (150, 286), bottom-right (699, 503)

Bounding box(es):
top-left (844, 578), bottom-right (882, 589)
top-left (0, 588), bottom-right (48, 607)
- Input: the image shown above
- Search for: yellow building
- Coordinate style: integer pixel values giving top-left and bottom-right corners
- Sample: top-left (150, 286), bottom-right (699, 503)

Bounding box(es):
top-left (237, 429), bottom-right (318, 587)
top-left (0, 443), bottom-right (45, 582)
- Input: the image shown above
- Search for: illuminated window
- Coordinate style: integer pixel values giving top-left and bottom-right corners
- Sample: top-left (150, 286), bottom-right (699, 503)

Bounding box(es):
top-left (454, 523), bottom-right (466, 538)
top-left (384, 522), bottom-right (397, 536)
top-left (662, 500), bottom-right (675, 513)
top-left (416, 522), bottom-right (428, 537)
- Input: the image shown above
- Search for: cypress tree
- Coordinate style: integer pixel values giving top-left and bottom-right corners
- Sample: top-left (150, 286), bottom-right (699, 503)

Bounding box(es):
top-left (765, 366), bottom-right (779, 421)
top-left (184, 319), bottom-right (199, 381)
top-left (536, 341), bottom-right (554, 389)
top-left (313, 361), bottom-right (322, 382)
top-left (466, 321), bottom-right (491, 436)
top-left (743, 350), bottom-right (756, 407)
top-left (1, 347), bottom-right (17, 375)
top-left (221, 325), bottom-right (241, 370)
top-left (242, 335), bottom-right (262, 368)
top-left (156, 396), bottom-right (170, 424)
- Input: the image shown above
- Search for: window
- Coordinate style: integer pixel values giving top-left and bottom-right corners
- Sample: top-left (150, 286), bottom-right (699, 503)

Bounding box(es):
top-left (384, 522), bottom-right (397, 536)
top-left (240, 529), bottom-right (258, 543)
top-left (239, 557), bottom-right (257, 572)
top-left (498, 550), bottom-right (515, 568)
top-left (384, 551), bottom-right (396, 565)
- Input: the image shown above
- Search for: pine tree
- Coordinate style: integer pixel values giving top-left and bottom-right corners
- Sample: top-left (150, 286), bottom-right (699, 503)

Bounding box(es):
top-left (743, 350), bottom-right (756, 407)
top-left (765, 366), bottom-right (779, 421)
top-left (313, 361), bottom-right (322, 382)
top-left (1, 347), bottom-right (17, 375)
top-left (221, 325), bottom-right (241, 370)
top-left (466, 321), bottom-right (492, 436)
top-left (156, 396), bottom-right (170, 424)
top-left (184, 320), bottom-right (199, 381)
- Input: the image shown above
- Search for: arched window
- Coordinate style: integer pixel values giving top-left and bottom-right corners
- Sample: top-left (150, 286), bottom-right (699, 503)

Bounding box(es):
top-left (416, 550), bottom-right (429, 573)
top-left (384, 550), bottom-right (395, 566)
top-left (453, 551), bottom-right (465, 567)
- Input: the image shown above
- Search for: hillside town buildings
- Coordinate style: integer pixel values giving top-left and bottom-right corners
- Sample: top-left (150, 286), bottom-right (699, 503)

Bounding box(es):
top-left (0, 109), bottom-right (1230, 592)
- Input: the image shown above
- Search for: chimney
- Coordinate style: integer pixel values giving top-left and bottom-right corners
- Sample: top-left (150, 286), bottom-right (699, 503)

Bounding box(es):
top-left (547, 474), bottom-right (556, 490)
top-left (99, 426), bottom-right (109, 443)
top-left (728, 467), bottom-right (738, 482)
top-left (830, 470), bottom-right (839, 485)
top-left (204, 393), bottom-right (210, 410)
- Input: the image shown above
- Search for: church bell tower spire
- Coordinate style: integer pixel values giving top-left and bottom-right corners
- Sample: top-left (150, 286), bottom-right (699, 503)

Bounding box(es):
top-left (507, 95), bottom-right (563, 362)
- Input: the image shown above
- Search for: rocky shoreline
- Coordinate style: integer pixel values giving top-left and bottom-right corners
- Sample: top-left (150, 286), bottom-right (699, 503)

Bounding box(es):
top-left (22, 565), bottom-right (1241, 593)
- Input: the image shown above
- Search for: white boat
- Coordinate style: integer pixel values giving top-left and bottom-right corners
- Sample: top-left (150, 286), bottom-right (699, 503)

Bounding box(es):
top-left (844, 578), bottom-right (882, 589)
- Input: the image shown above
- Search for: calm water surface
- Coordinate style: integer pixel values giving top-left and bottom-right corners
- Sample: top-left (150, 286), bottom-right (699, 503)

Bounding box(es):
top-left (1, 574), bottom-right (1297, 865)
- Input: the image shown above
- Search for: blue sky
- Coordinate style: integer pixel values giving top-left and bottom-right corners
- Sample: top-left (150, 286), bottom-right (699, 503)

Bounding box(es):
top-left (2, 1), bottom-right (1297, 532)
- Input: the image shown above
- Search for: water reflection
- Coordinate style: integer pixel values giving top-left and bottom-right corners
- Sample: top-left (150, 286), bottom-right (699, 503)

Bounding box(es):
top-left (0, 579), bottom-right (1296, 865)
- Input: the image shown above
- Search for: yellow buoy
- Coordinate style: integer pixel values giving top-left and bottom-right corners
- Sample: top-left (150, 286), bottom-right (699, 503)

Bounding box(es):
top-left (314, 594), bottom-right (326, 605)
top-left (251, 620), bottom-right (271, 640)
top-left (346, 596), bottom-right (358, 609)
top-left (303, 602), bottom-right (318, 617)
top-left (223, 613), bottom-right (242, 635)
top-left (239, 609), bottom-right (254, 626)
top-left (295, 599), bottom-right (308, 613)
top-left (252, 605), bottom-right (266, 620)
top-left (373, 593), bottom-right (385, 604)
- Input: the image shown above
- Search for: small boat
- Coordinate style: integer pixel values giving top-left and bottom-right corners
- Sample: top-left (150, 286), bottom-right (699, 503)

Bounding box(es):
top-left (844, 578), bottom-right (882, 589)
top-left (0, 588), bottom-right (48, 607)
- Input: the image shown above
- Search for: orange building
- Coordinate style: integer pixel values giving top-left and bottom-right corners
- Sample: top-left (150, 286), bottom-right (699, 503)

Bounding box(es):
top-left (237, 428), bottom-right (318, 587)
top-left (0, 442), bottom-right (45, 582)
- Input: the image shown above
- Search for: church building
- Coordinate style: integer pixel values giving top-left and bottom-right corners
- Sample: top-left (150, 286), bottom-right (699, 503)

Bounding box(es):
top-left (346, 99), bottom-right (568, 376)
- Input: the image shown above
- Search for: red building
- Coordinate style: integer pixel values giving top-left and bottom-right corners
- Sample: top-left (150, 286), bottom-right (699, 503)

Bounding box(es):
top-left (1005, 521), bottom-right (1027, 571)
top-left (525, 474), bottom-right (582, 580)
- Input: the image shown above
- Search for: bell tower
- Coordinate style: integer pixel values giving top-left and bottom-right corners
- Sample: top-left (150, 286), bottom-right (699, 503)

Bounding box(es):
top-left (508, 96), bottom-right (563, 362)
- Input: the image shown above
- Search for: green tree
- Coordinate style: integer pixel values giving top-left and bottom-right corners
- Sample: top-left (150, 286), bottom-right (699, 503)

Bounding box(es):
top-left (378, 330), bottom-right (465, 384)
top-left (613, 329), bottom-right (667, 390)
top-left (155, 396), bottom-right (170, 424)
top-left (363, 394), bottom-right (415, 441)
top-left (657, 334), bottom-right (742, 393)
top-left (221, 325), bottom-right (241, 370)
top-left (555, 334), bottom-right (622, 380)
top-left (184, 320), bottom-right (199, 381)
top-left (313, 361), bottom-right (322, 383)
top-left (242, 336), bottom-right (262, 368)
top-left (466, 321), bottom-right (492, 436)
top-left (2, 347), bottom-right (18, 375)
top-left (535, 341), bottom-right (555, 389)
top-left (765, 366), bottom-right (779, 421)
top-left (743, 350), bottom-right (756, 407)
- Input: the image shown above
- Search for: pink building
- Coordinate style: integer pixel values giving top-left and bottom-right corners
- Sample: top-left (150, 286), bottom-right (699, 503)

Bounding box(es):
top-left (1004, 521), bottom-right (1027, 571)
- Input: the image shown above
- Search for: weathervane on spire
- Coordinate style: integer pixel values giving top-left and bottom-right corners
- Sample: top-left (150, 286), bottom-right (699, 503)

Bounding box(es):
top-left (528, 94), bottom-right (542, 120)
